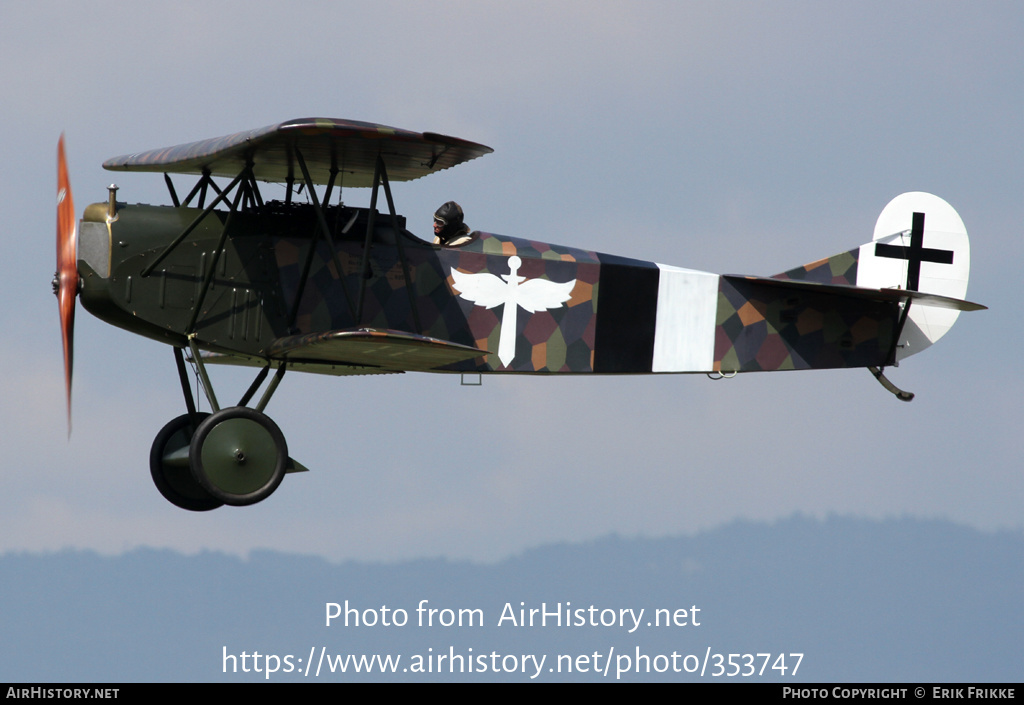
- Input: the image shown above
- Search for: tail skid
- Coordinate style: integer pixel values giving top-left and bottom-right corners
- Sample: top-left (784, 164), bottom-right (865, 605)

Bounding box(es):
top-left (869, 366), bottom-right (915, 402)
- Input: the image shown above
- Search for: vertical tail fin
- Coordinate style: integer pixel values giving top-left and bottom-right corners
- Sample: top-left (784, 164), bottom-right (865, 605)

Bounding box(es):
top-left (857, 192), bottom-right (970, 361)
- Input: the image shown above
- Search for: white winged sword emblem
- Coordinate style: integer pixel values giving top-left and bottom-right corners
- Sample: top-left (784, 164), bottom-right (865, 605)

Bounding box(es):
top-left (450, 255), bottom-right (577, 366)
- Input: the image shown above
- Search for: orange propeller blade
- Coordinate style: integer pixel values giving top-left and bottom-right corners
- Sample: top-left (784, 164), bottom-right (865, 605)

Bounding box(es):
top-left (56, 135), bottom-right (78, 434)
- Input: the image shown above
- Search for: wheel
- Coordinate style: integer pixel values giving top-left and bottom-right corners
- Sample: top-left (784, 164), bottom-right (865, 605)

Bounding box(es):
top-left (150, 413), bottom-right (223, 512)
top-left (189, 406), bottom-right (288, 506)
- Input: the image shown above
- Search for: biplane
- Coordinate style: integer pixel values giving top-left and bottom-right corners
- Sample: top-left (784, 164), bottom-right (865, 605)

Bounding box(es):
top-left (54, 118), bottom-right (985, 511)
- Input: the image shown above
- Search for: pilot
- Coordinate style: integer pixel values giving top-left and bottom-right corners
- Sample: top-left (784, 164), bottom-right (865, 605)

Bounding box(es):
top-left (433, 201), bottom-right (475, 247)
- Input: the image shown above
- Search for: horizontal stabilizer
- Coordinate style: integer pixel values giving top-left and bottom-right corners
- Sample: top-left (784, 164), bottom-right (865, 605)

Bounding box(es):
top-left (735, 275), bottom-right (987, 312)
top-left (269, 328), bottom-right (489, 371)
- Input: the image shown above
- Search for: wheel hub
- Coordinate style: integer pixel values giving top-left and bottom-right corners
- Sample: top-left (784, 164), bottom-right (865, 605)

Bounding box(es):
top-left (190, 407), bottom-right (287, 506)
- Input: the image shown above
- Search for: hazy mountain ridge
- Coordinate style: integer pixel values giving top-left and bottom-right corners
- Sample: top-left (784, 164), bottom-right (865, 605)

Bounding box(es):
top-left (1, 515), bottom-right (1019, 682)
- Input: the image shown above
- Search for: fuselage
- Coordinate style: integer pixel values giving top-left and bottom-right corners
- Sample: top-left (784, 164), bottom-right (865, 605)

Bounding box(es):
top-left (78, 201), bottom-right (897, 375)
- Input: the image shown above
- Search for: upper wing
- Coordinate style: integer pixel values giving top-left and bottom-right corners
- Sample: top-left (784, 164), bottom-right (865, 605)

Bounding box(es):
top-left (102, 117), bottom-right (493, 187)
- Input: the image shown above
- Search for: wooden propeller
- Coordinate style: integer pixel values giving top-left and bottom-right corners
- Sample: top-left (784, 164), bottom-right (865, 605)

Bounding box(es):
top-left (55, 135), bottom-right (78, 434)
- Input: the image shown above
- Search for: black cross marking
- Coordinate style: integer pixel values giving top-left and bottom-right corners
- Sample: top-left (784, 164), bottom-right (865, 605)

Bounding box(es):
top-left (874, 212), bottom-right (954, 291)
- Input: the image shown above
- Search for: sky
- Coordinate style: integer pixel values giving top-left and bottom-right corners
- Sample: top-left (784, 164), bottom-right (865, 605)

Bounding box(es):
top-left (1, 0), bottom-right (1021, 564)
